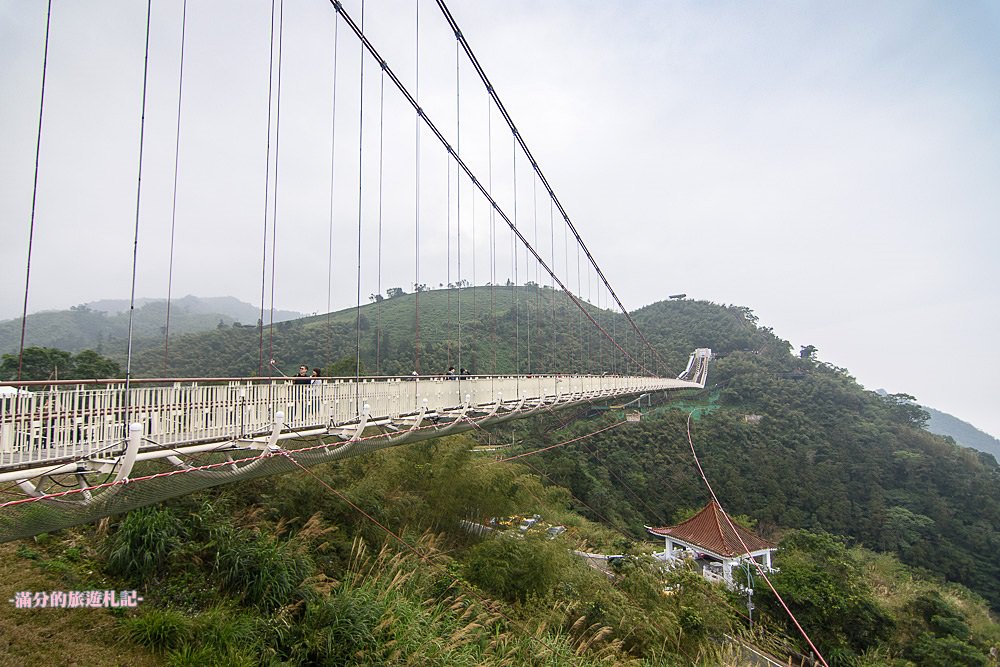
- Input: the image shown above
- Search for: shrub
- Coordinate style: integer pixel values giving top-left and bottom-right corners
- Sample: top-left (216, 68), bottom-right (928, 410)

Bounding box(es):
top-left (214, 530), bottom-right (312, 611)
top-left (104, 506), bottom-right (187, 582)
top-left (122, 608), bottom-right (190, 652)
top-left (463, 535), bottom-right (568, 603)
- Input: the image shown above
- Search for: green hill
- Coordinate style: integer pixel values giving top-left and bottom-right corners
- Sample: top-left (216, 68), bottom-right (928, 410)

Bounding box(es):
top-left (129, 285), bottom-right (677, 378)
top-left (531, 359), bottom-right (1000, 609)
top-left (3, 292), bottom-right (1000, 664)
top-left (125, 291), bottom-right (1000, 608)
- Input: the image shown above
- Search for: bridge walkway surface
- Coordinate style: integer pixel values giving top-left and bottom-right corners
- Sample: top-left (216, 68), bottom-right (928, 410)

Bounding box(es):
top-left (0, 369), bottom-right (709, 542)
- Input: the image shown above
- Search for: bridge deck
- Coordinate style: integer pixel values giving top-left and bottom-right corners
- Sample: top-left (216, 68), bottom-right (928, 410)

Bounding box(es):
top-left (0, 374), bottom-right (699, 477)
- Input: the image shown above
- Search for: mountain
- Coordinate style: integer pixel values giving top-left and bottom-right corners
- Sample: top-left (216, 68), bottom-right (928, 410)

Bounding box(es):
top-left (84, 295), bottom-right (304, 324)
top-left (127, 285), bottom-right (643, 378)
top-left (0, 296), bottom-right (305, 357)
top-left (924, 405), bottom-right (1000, 460)
top-left (13, 289), bottom-right (1000, 609)
top-left (872, 389), bottom-right (1000, 461)
top-left (4, 292), bottom-right (999, 665)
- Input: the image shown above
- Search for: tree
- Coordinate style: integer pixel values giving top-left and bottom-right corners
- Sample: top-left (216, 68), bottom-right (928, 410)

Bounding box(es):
top-left (879, 392), bottom-right (930, 428)
top-left (799, 344), bottom-right (818, 359)
top-left (386, 287), bottom-right (406, 299)
top-left (369, 292), bottom-right (384, 303)
top-left (463, 535), bottom-right (568, 603)
top-left (2, 347), bottom-right (124, 381)
top-left (0, 347), bottom-right (72, 381)
top-left (757, 530), bottom-right (893, 659)
top-left (324, 355), bottom-right (365, 377)
top-left (71, 349), bottom-right (122, 379)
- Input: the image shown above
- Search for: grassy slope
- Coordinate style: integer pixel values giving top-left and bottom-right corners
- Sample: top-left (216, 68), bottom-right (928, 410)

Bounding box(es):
top-left (0, 539), bottom-right (161, 667)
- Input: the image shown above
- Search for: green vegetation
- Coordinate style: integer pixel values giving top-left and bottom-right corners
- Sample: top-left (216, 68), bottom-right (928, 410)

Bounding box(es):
top-left (122, 286), bottom-right (670, 378)
top-left (2, 439), bottom-right (748, 665)
top-left (924, 404), bottom-right (1000, 460)
top-left (3, 295), bottom-right (999, 664)
top-left (5, 428), bottom-right (997, 665)
top-left (0, 345), bottom-right (122, 380)
top-left (523, 335), bottom-right (1000, 613)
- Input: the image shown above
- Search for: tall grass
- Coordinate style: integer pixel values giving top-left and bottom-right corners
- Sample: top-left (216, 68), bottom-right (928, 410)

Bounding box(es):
top-left (104, 506), bottom-right (187, 582)
top-left (122, 608), bottom-right (190, 652)
top-left (213, 527), bottom-right (313, 611)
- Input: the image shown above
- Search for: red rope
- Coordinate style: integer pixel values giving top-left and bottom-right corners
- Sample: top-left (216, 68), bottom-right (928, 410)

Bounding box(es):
top-left (684, 412), bottom-right (830, 667)
top-left (491, 420), bottom-right (623, 463)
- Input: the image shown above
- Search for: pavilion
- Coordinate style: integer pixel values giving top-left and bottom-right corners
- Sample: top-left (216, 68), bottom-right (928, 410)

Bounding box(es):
top-left (646, 500), bottom-right (776, 587)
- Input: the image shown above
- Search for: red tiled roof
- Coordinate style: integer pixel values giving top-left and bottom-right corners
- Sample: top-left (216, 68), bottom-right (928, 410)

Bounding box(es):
top-left (647, 500), bottom-right (774, 558)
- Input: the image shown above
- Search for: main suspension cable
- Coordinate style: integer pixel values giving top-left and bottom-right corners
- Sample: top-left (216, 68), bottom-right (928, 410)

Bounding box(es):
top-left (434, 0), bottom-right (671, 376)
top-left (326, 0), bottom-right (652, 375)
top-left (124, 0), bottom-right (154, 417)
top-left (164, 0), bottom-right (189, 377)
top-left (17, 0), bottom-right (53, 382)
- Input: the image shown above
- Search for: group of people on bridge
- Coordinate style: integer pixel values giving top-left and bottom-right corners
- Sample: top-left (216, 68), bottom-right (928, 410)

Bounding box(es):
top-left (290, 364), bottom-right (475, 382)
top-left (444, 367), bottom-right (472, 379)
top-left (293, 365), bottom-right (322, 385)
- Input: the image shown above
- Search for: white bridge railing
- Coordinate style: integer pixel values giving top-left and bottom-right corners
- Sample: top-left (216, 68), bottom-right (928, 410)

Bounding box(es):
top-left (1, 373), bottom-right (701, 474)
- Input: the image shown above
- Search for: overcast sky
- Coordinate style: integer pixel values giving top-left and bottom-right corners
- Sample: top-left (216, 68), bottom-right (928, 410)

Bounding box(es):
top-left (1, 0), bottom-right (998, 437)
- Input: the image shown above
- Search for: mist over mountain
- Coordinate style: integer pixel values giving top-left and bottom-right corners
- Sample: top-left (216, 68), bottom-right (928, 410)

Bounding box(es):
top-left (83, 295), bottom-right (305, 323)
top-left (0, 296), bottom-right (305, 356)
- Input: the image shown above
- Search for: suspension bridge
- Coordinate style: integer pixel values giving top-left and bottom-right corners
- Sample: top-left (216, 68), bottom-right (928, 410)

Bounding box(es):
top-left (0, 0), bottom-right (711, 542)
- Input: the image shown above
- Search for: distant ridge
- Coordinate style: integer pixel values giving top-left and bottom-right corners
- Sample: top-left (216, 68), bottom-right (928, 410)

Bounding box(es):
top-left (924, 406), bottom-right (1000, 460)
top-left (83, 295), bottom-right (304, 323)
top-left (873, 389), bottom-right (999, 460)
top-left (0, 296), bottom-right (305, 356)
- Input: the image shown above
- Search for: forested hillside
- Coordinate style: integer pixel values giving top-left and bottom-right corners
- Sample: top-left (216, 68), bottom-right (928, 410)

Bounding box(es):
top-left (120, 292), bottom-right (1000, 607)
top-left (4, 293), bottom-right (999, 664)
top-left (117, 290), bottom-right (1000, 611)
top-left (5, 417), bottom-right (998, 665)
top-left (530, 368), bottom-right (1000, 608)
top-left (129, 286), bottom-right (649, 378)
